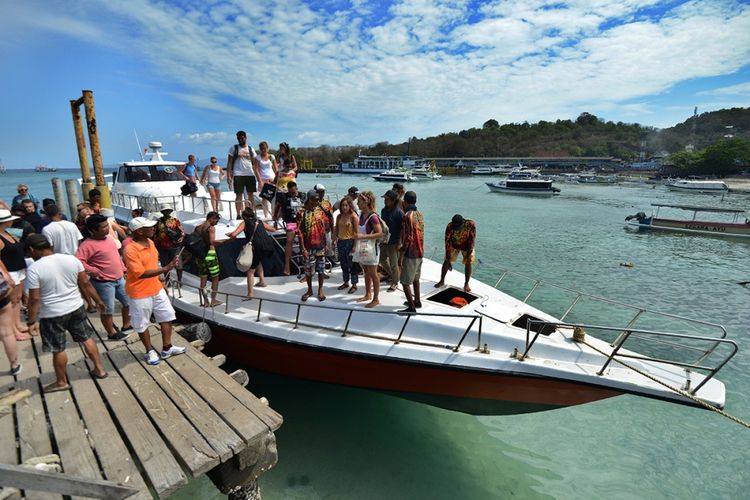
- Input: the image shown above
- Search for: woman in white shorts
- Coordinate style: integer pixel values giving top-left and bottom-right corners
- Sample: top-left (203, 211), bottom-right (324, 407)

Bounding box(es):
top-left (255, 141), bottom-right (278, 220)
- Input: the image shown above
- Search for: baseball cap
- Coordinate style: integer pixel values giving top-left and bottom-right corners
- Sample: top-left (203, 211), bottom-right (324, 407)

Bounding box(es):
top-left (159, 203), bottom-right (174, 213)
top-left (306, 189), bottom-right (319, 201)
top-left (314, 183), bottom-right (326, 191)
top-left (348, 186), bottom-right (359, 195)
top-left (451, 214), bottom-right (465, 229)
top-left (128, 216), bottom-right (157, 232)
top-left (382, 190), bottom-right (397, 200)
top-left (24, 233), bottom-right (51, 250)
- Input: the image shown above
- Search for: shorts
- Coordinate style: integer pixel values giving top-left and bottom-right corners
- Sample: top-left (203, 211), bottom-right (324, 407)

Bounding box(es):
top-left (9, 269), bottom-right (26, 286)
top-left (233, 175), bottom-right (257, 195)
top-left (40, 306), bottom-right (94, 353)
top-left (447, 248), bottom-right (475, 264)
top-left (207, 182), bottom-right (221, 190)
top-left (285, 222), bottom-right (298, 232)
top-left (158, 247), bottom-right (183, 269)
top-left (304, 248), bottom-right (326, 277)
top-left (91, 277), bottom-right (129, 315)
top-left (197, 249), bottom-right (220, 278)
top-left (400, 257), bottom-right (423, 286)
top-left (128, 288), bottom-right (176, 333)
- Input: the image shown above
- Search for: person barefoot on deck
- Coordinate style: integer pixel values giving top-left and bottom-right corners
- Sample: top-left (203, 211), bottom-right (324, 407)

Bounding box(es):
top-left (298, 191), bottom-right (331, 302)
top-left (399, 191), bottom-right (424, 313)
top-left (227, 208), bottom-right (276, 300)
top-left (435, 214), bottom-right (476, 292)
top-left (332, 196), bottom-right (359, 294)
top-left (192, 211), bottom-right (231, 307)
top-left (354, 191), bottom-right (383, 308)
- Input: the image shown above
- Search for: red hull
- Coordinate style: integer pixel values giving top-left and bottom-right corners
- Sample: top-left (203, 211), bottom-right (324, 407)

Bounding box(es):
top-left (183, 313), bottom-right (621, 415)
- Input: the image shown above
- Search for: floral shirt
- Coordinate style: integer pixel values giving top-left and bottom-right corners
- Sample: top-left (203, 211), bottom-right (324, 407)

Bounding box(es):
top-left (445, 219), bottom-right (476, 256)
top-left (298, 206), bottom-right (330, 252)
top-left (154, 215), bottom-right (184, 250)
top-left (400, 205), bottom-right (424, 258)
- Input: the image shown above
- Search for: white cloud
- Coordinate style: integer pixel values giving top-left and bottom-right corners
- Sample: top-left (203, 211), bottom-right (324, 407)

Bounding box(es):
top-left (175, 132), bottom-right (232, 145)
top-left (697, 82), bottom-right (750, 96)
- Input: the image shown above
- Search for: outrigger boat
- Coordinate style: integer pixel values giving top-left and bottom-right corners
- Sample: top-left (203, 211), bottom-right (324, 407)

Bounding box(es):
top-left (110, 156), bottom-right (737, 416)
top-left (625, 204), bottom-right (750, 238)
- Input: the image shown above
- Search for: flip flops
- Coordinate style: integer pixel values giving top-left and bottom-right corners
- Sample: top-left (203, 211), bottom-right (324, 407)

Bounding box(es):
top-left (89, 369), bottom-right (108, 380)
top-left (301, 291), bottom-right (313, 302)
top-left (43, 383), bottom-right (71, 393)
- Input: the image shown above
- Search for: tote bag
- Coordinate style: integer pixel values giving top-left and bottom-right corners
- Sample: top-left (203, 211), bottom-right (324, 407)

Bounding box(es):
top-left (353, 238), bottom-right (378, 266)
top-left (259, 183), bottom-right (277, 201)
top-left (236, 242), bottom-right (254, 272)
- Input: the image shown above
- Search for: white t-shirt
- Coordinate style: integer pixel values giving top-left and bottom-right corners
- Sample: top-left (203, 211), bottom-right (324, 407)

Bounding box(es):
top-left (42, 220), bottom-right (83, 255)
top-left (255, 153), bottom-right (275, 181)
top-left (26, 254), bottom-right (85, 318)
top-left (228, 144), bottom-right (257, 177)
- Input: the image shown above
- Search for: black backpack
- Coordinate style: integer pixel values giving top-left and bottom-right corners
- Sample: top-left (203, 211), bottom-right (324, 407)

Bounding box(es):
top-left (185, 231), bottom-right (208, 259)
top-left (252, 222), bottom-right (275, 257)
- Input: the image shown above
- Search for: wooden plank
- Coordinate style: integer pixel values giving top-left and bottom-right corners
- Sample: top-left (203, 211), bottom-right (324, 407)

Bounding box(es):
top-left (14, 338), bottom-right (60, 500)
top-left (125, 342), bottom-right (242, 463)
top-left (106, 346), bottom-right (220, 477)
top-left (0, 463), bottom-right (138, 499)
top-left (93, 354), bottom-right (187, 497)
top-left (173, 337), bottom-right (283, 432)
top-left (163, 350), bottom-right (269, 443)
top-left (65, 361), bottom-right (150, 499)
top-left (0, 372), bottom-right (18, 465)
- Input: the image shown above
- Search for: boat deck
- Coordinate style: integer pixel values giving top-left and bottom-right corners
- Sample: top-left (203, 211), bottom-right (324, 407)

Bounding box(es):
top-left (0, 310), bottom-right (282, 498)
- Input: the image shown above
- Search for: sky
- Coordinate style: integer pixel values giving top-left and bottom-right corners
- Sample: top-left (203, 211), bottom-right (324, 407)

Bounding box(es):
top-left (0, 0), bottom-right (749, 169)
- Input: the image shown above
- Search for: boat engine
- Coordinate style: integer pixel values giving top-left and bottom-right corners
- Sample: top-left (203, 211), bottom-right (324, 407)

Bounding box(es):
top-left (625, 211), bottom-right (646, 222)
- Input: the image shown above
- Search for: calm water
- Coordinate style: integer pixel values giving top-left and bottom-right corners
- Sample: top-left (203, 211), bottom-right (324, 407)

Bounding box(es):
top-left (5, 170), bottom-right (749, 499)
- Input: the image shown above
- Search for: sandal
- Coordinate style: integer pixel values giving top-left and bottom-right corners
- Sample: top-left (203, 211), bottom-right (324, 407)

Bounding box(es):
top-left (89, 369), bottom-right (108, 380)
top-left (337, 283), bottom-right (350, 290)
top-left (301, 291), bottom-right (313, 302)
top-left (348, 285), bottom-right (357, 294)
top-left (318, 294), bottom-right (326, 302)
top-left (387, 284), bottom-right (398, 292)
top-left (43, 382), bottom-right (71, 393)
top-left (255, 281), bottom-right (268, 287)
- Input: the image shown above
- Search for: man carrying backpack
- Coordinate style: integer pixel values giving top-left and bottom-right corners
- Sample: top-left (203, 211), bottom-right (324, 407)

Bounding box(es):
top-left (226, 130), bottom-right (260, 219)
top-left (154, 204), bottom-right (184, 282)
top-left (379, 190), bottom-right (402, 292)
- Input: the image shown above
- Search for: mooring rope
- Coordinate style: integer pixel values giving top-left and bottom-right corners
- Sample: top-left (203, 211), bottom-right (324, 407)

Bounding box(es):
top-left (572, 329), bottom-right (750, 429)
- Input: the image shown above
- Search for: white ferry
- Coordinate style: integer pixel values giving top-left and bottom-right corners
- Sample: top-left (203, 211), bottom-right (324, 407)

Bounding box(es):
top-left (341, 155), bottom-right (420, 174)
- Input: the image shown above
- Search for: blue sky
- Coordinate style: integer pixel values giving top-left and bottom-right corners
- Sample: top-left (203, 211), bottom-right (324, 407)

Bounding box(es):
top-left (0, 0), bottom-right (749, 169)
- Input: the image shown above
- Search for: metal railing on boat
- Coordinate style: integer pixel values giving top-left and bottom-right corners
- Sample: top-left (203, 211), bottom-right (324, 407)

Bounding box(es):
top-left (169, 280), bottom-right (485, 353)
top-left (112, 191), bottom-right (240, 220)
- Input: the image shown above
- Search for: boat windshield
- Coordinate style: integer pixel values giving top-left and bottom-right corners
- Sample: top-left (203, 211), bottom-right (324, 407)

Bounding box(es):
top-left (117, 164), bottom-right (184, 182)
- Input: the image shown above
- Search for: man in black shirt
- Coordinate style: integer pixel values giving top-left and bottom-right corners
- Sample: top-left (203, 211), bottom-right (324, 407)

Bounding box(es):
top-left (273, 181), bottom-right (302, 275)
top-left (21, 200), bottom-right (43, 233)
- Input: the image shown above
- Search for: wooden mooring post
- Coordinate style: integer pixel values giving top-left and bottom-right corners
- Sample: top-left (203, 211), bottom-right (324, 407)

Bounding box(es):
top-left (0, 309), bottom-right (282, 499)
top-left (69, 90), bottom-right (112, 209)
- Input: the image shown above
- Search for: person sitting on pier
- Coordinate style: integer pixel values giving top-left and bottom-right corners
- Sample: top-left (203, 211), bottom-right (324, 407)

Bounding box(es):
top-left (227, 208), bottom-right (276, 300)
top-left (124, 217), bottom-right (185, 365)
top-left (76, 214), bottom-right (133, 341)
top-left (435, 214), bottom-right (476, 293)
top-left (298, 191), bottom-right (331, 302)
top-left (399, 191), bottom-right (424, 313)
top-left (192, 211), bottom-right (231, 307)
top-left (25, 234), bottom-right (108, 392)
top-left (273, 181), bottom-right (302, 276)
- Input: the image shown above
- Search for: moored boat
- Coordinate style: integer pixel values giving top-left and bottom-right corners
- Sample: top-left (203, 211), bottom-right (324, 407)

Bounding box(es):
top-left (666, 179), bottom-right (729, 193)
top-left (625, 204), bottom-right (750, 238)
top-left (470, 165), bottom-right (513, 175)
top-left (410, 163), bottom-right (442, 180)
top-left (486, 171), bottom-right (560, 196)
top-left (373, 169), bottom-right (417, 182)
top-left (34, 164), bottom-right (58, 172)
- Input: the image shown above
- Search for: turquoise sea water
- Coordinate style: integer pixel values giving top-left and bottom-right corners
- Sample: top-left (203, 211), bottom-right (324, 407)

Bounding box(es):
top-left (4, 170), bottom-right (749, 499)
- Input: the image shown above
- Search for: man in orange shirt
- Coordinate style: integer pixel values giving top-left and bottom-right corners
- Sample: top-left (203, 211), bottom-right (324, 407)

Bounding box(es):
top-left (123, 217), bottom-right (185, 365)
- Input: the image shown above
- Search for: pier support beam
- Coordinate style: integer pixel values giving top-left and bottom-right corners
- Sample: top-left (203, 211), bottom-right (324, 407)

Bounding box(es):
top-left (51, 178), bottom-right (68, 218)
top-left (70, 98), bottom-right (93, 200)
top-left (207, 430), bottom-right (277, 500)
top-left (64, 179), bottom-right (80, 217)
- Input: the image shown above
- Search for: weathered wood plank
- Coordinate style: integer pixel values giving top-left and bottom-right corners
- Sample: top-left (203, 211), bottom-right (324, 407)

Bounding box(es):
top-left (93, 354), bottom-right (187, 496)
top-left (125, 342), bottom-right (242, 463)
top-left (173, 336), bottom-right (283, 432)
top-left (106, 346), bottom-right (220, 476)
top-left (64, 360), bottom-right (150, 500)
top-left (0, 463), bottom-right (138, 499)
top-left (0, 373), bottom-right (18, 465)
top-left (163, 351), bottom-right (269, 443)
top-left (14, 337), bottom-right (60, 500)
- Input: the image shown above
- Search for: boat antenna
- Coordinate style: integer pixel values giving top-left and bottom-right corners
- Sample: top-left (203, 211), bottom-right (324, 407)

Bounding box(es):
top-left (133, 129), bottom-right (144, 161)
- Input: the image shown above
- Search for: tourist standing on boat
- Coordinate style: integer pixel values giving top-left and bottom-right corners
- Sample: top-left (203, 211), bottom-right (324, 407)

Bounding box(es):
top-left (227, 131), bottom-right (260, 218)
top-left (333, 186), bottom-right (360, 214)
top-left (179, 154), bottom-right (200, 197)
top-left (88, 189), bottom-right (102, 213)
top-left (21, 200), bottom-right (43, 233)
top-left (392, 183), bottom-right (406, 211)
top-left (298, 191), bottom-right (331, 302)
top-left (354, 191), bottom-right (383, 308)
top-left (24, 233), bottom-right (108, 392)
top-left (200, 156), bottom-right (225, 212)
top-left (0, 209), bottom-right (31, 341)
top-left (227, 208), bottom-right (275, 300)
top-left (41, 205), bottom-right (83, 255)
top-left (154, 205), bottom-right (184, 283)
top-left (76, 214), bottom-right (133, 341)
top-left (0, 258), bottom-right (20, 376)
top-left (399, 191), bottom-right (424, 313)
top-left (11, 184), bottom-right (39, 211)
top-left (274, 181), bottom-right (303, 276)
top-left (123, 217), bottom-right (185, 365)
top-left (379, 190), bottom-right (403, 292)
top-left (256, 141), bottom-right (278, 220)
top-left (193, 211), bottom-right (231, 307)
top-left (435, 214), bottom-right (476, 293)
top-left (276, 142), bottom-right (298, 190)
top-left (332, 197), bottom-right (359, 294)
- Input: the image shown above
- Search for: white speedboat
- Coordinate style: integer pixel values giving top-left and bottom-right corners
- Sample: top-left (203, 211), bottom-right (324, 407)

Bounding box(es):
top-left (372, 169), bottom-right (417, 182)
top-left (470, 165), bottom-right (514, 175)
top-left (486, 171), bottom-right (560, 196)
top-left (410, 163), bottom-right (442, 180)
top-left (666, 179), bottom-right (729, 193)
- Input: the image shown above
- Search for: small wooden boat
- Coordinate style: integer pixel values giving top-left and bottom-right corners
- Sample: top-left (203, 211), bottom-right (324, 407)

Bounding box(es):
top-left (625, 204), bottom-right (750, 238)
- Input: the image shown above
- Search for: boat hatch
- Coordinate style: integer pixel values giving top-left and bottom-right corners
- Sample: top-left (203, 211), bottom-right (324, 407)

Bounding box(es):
top-left (512, 314), bottom-right (556, 336)
top-left (427, 287), bottom-right (479, 308)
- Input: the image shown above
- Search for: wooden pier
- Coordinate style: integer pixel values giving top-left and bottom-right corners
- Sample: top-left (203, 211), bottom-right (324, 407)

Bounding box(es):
top-left (0, 312), bottom-right (282, 499)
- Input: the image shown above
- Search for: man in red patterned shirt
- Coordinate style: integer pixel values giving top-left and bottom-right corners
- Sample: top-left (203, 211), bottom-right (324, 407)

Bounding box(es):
top-left (435, 214), bottom-right (476, 292)
top-left (398, 191), bottom-right (424, 313)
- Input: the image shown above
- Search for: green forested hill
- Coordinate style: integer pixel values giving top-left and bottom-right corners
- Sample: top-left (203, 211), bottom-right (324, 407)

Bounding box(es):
top-left (295, 107), bottom-right (750, 167)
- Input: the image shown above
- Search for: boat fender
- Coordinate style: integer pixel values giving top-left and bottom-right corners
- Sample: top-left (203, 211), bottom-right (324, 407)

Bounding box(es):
top-left (620, 261), bottom-right (634, 268)
top-left (572, 327), bottom-right (586, 343)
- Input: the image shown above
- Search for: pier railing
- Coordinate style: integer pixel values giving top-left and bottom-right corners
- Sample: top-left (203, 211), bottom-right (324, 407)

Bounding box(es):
top-left (169, 280), bottom-right (486, 353)
top-left (518, 319), bottom-right (737, 396)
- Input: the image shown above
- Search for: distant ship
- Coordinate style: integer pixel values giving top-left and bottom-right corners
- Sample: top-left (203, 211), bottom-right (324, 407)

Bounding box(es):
top-left (35, 164), bottom-right (58, 172)
top-left (0, 160), bottom-right (6, 175)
